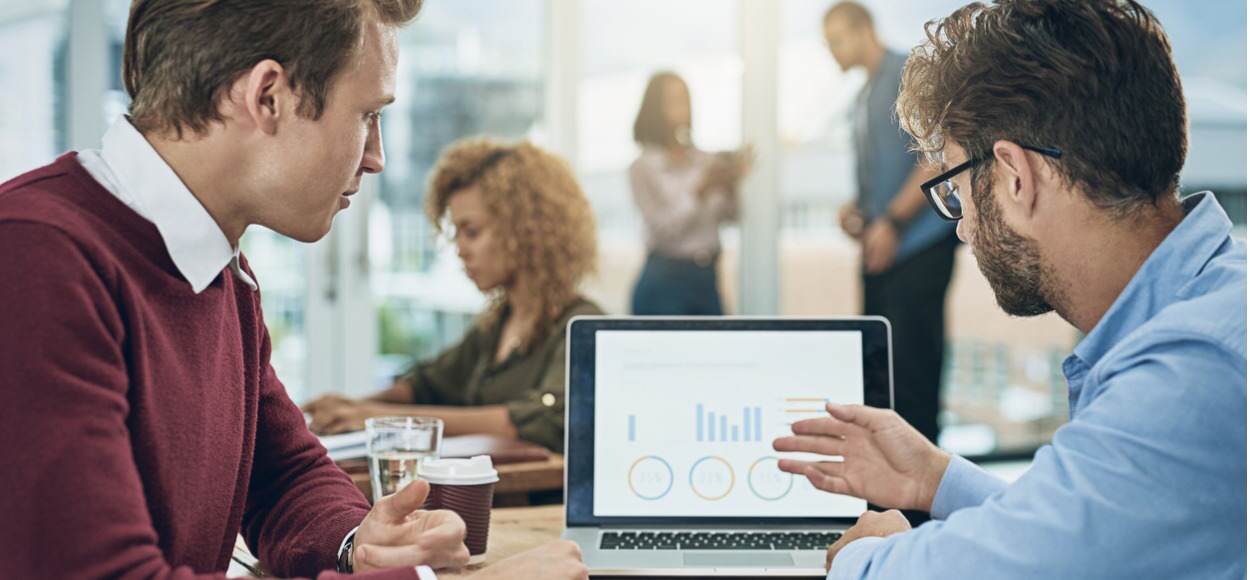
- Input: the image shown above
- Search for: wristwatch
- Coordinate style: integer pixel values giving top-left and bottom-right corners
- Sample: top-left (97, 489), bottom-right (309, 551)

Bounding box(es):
top-left (336, 527), bottom-right (358, 573)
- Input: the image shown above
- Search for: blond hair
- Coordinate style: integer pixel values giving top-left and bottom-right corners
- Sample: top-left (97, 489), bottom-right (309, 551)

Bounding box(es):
top-left (427, 138), bottom-right (598, 350)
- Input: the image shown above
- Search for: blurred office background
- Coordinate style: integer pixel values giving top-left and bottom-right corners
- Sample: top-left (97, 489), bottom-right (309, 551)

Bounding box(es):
top-left (1, 0), bottom-right (1244, 461)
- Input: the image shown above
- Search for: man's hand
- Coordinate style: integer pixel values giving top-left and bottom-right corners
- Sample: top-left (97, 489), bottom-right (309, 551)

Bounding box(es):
top-left (465, 541), bottom-right (588, 580)
top-left (837, 203), bottom-right (865, 240)
top-left (825, 510), bottom-right (911, 571)
top-left (861, 218), bottom-right (899, 274)
top-left (354, 480), bottom-right (471, 572)
top-left (773, 403), bottom-right (950, 512)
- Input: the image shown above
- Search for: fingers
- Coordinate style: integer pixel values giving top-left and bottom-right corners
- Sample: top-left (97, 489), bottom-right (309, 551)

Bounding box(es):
top-left (772, 434), bottom-right (846, 457)
top-left (802, 463), bottom-right (853, 496)
top-left (827, 403), bottom-right (896, 430)
top-left (776, 460), bottom-right (854, 497)
top-left (790, 414), bottom-right (862, 438)
top-left (377, 479), bottom-right (433, 522)
top-left (356, 541), bottom-right (471, 571)
top-left (863, 241), bottom-right (883, 274)
top-left (308, 404), bottom-right (371, 435)
top-left (307, 406), bottom-right (347, 434)
top-left (301, 394), bottom-right (348, 413)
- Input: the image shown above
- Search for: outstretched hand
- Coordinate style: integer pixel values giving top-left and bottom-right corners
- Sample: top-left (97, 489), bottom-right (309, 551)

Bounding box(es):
top-left (772, 403), bottom-right (950, 512)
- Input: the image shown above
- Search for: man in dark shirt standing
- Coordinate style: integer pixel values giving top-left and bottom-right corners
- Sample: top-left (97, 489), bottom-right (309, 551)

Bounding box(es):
top-left (824, 1), bottom-right (959, 443)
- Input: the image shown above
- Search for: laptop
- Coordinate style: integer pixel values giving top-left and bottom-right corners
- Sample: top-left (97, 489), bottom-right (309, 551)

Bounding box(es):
top-left (562, 317), bottom-right (894, 577)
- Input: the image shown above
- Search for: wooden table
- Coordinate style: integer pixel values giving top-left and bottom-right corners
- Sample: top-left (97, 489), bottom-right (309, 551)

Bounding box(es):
top-left (442, 505), bottom-right (564, 578)
top-left (347, 455), bottom-right (565, 506)
top-left (230, 506), bottom-right (566, 578)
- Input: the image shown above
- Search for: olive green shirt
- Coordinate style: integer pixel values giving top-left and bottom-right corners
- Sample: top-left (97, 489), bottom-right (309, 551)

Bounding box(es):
top-left (401, 297), bottom-right (603, 452)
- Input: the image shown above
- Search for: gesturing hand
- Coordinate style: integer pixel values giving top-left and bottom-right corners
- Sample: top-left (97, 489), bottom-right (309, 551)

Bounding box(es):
top-left (772, 403), bottom-right (950, 512)
top-left (354, 479), bottom-right (471, 572)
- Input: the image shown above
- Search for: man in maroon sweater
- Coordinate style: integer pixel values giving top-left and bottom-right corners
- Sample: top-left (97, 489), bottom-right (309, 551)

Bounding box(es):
top-left (0, 1), bottom-right (587, 579)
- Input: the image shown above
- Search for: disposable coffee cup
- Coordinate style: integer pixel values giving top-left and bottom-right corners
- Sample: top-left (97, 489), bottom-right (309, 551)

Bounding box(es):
top-left (419, 455), bottom-right (499, 565)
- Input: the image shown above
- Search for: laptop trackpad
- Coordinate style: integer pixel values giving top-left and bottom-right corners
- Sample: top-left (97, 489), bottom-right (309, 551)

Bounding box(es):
top-left (683, 553), bottom-right (796, 567)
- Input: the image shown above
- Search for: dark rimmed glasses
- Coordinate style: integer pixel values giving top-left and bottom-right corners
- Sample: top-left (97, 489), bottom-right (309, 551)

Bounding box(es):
top-left (920, 145), bottom-right (1063, 221)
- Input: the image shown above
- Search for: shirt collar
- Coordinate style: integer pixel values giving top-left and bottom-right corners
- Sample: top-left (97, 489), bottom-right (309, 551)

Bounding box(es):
top-left (97, 117), bottom-right (253, 294)
top-left (1071, 192), bottom-right (1233, 367)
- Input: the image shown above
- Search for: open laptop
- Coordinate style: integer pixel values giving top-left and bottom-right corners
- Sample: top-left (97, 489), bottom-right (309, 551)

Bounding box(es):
top-left (562, 317), bottom-right (893, 577)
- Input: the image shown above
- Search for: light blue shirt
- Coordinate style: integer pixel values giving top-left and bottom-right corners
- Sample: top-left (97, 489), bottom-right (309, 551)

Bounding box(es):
top-left (830, 192), bottom-right (1247, 579)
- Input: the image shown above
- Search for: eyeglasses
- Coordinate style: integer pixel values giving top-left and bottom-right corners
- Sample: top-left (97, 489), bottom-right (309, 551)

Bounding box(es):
top-left (920, 145), bottom-right (1063, 221)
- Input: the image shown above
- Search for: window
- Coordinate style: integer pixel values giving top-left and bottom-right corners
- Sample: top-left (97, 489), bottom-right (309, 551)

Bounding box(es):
top-left (0, 5), bottom-right (64, 181)
top-left (370, 0), bottom-right (546, 384)
top-left (576, 0), bottom-right (743, 313)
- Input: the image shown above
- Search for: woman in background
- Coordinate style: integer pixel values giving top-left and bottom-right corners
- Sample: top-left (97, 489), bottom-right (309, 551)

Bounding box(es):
top-left (629, 71), bottom-right (752, 315)
top-left (304, 138), bottom-right (602, 452)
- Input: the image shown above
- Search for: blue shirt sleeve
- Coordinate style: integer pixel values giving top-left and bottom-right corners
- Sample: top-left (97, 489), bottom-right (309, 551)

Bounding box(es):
top-left (929, 454), bottom-right (1008, 520)
top-left (827, 335), bottom-right (1247, 580)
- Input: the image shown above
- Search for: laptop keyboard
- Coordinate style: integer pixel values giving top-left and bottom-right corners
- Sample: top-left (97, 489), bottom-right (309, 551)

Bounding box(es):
top-left (599, 531), bottom-right (843, 551)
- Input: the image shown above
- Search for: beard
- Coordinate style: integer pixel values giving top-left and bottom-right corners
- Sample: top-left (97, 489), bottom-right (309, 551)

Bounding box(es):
top-left (968, 167), bottom-right (1057, 317)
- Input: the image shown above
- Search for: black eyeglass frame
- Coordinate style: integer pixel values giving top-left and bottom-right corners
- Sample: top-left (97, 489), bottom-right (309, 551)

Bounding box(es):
top-left (920, 145), bottom-right (1063, 221)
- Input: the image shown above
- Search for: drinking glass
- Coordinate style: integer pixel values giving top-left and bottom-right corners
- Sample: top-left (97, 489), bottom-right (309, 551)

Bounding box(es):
top-left (366, 416), bottom-right (443, 501)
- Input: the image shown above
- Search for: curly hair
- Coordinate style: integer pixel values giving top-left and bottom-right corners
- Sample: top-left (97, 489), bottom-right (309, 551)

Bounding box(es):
top-left (896, 0), bottom-right (1186, 217)
top-left (426, 138), bottom-right (598, 350)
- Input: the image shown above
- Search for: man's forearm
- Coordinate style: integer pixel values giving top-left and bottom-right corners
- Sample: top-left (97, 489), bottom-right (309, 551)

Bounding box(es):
top-left (884, 164), bottom-right (938, 223)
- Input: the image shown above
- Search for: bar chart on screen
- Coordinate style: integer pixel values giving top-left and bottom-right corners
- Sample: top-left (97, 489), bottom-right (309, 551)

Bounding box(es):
top-left (593, 329), bottom-right (869, 517)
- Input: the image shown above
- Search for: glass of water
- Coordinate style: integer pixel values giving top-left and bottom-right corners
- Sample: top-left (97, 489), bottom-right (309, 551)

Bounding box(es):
top-left (366, 416), bottom-right (443, 501)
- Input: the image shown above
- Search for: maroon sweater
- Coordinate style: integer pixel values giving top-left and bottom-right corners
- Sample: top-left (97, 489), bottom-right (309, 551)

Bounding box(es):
top-left (0, 155), bottom-right (418, 580)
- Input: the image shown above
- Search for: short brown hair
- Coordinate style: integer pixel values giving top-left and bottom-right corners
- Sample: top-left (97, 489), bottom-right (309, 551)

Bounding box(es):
top-left (427, 138), bottom-right (598, 350)
top-left (123, 0), bottom-right (423, 137)
top-left (897, 0), bottom-right (1186, 215)
top-left (633, 71), bottom-right (687, 148)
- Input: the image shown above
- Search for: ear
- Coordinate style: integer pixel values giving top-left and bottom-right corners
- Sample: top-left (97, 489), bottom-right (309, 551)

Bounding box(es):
top-left (230, 59), bottom-right (288, 136)
top-left (990, 140), bottom-right (1039, 220)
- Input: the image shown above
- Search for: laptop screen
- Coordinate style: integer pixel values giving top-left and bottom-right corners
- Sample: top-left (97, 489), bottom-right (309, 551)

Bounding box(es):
top-left (590, 329), bottom-right (870, 519)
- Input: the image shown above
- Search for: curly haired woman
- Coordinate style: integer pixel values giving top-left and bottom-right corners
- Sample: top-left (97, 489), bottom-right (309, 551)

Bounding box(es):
top-left (304, 138), bottom-right (602, 452)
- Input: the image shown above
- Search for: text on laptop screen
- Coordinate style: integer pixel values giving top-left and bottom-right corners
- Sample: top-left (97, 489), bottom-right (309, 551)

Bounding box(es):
top-left (592, 330), bottom-right (869, 518)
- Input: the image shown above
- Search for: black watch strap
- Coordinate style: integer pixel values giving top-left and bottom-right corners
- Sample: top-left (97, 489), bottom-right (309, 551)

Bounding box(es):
top-left (336, 527), bottom-right (359, 573)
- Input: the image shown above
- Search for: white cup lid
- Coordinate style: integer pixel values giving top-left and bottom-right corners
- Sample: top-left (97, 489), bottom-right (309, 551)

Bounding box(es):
top-left (420, 455), bottom-right (499, 485)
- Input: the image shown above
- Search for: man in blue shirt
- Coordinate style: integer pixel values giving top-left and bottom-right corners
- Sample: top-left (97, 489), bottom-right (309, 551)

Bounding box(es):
top-left (825, 1), bottom-right (959, 443)
top-left (775, 1), bottom-right (1247, 578)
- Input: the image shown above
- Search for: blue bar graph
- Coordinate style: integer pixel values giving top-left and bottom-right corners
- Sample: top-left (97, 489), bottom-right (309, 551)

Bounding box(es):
top-left (628, 415), bottom-right (636, 442)
top-left (696, 404), bottom-right (704, 442)
top-left (695, 404), bottom-right (764, 443)
top-left (754, 407), bottom-right (763, 441)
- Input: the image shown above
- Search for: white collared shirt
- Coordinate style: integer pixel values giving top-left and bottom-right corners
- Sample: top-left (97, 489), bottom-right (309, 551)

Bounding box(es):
top-left (77, 117), bottom-right (257, 294)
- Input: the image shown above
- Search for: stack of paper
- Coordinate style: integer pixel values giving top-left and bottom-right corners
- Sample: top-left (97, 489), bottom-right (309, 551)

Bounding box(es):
top-left (318, 430), bottom-right (369, 461)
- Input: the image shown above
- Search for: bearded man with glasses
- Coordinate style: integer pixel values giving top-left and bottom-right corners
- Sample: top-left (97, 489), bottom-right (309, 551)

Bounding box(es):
top-left (774, 1), bottom-right (1247, 578)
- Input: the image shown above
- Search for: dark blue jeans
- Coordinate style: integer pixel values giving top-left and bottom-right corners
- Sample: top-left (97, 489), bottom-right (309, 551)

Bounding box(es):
top-left (630, 253), bottom-right (724, 315)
